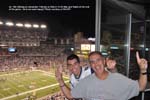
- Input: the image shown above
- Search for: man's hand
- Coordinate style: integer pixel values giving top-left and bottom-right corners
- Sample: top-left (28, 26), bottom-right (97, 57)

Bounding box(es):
top-left (136, 51), bottom-right (148, 91)
top-left (136, 51), bottom-right (148, 72)
top-left (55, 65), bottom-right (64, 84)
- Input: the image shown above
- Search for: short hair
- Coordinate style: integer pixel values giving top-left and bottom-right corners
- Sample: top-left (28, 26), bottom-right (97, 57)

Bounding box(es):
top-left (67, 54), bottom-right (80, 63)
top-left (88, 51), bottom-right (103, 58)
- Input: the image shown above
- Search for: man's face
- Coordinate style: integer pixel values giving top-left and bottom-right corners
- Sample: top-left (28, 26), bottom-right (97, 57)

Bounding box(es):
top-left (89, 53), bottom-right (105, 74)
top-left (67, 59), bottom-right (81, 76)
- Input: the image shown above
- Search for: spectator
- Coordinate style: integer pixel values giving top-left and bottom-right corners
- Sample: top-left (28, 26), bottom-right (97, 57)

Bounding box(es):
top-left (71, 51), bottom-right (148, 100)
top-left (55, 54), bottom-right (117, 99)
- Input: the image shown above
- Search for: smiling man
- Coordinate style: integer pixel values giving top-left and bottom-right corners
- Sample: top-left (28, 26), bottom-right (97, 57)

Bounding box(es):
top-left (71, 51), bottom-right (148, 100)
top-left (55, 53), bottom-right (116, 99)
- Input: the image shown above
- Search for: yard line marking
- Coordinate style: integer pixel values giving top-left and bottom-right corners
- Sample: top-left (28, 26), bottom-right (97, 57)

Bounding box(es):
top-left (1, 80), bottom-right (69, 100)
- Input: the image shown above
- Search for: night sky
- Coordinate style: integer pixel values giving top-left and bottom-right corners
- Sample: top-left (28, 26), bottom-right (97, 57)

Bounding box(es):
top-left (0, 0), bottom-right (96, 38)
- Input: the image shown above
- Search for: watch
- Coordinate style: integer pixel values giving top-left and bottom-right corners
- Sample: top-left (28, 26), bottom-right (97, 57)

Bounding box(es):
top-left (141, 72), bottom-right (147, 75)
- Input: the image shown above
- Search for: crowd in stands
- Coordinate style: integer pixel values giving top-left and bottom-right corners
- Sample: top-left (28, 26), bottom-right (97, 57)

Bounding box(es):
top-left (0, 26), bottom-right (48, 42)
top-left (0, 45), bottom-right (71, 100)
top-left (0, 23), bottom-right (145, 100)
top-left (39, 92), bottom-right (67, 100)
top-left (0, 20), bottom-right (74, 100)
top-left (18, 44), bottom-right (65, 56)
top-left (0, 46), bottom-right (68, 72)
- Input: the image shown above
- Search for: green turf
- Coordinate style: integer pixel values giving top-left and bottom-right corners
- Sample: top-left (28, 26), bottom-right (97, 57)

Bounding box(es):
top-left (0, 70), bottom-right (69, 100)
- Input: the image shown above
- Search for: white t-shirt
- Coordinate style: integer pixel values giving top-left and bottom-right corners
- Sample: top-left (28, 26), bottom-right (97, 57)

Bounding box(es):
top-left (70, 66), bottom-right (93, 89)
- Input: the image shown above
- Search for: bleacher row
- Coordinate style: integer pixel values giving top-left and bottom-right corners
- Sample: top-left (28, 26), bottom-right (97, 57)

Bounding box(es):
top-left (0, 26), bottom-right (48, 42)
top-left (38, 92), bottom-right (68, 100)
top-left (0, 48), bottom-right (67, 71)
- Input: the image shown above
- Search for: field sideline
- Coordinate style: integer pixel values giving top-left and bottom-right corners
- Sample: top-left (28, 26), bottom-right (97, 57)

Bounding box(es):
top-left (0, 70), bottom-right (69, 100)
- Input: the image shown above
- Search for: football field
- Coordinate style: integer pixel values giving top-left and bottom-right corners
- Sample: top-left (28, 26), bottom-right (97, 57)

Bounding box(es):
top-left (0, 70), bottom-right (69, 100)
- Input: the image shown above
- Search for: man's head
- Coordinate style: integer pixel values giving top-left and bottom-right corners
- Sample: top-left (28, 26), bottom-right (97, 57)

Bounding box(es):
top-left (67, 54), bottom-right (81, 76)
top-left (88, 51), bottom-right (106, 75)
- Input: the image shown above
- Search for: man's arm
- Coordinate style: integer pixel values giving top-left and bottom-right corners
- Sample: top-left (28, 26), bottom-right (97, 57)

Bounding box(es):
top-left (55, 66), bottom-right (73, 99)
top-left (136, 51), bottom-right (148, 91)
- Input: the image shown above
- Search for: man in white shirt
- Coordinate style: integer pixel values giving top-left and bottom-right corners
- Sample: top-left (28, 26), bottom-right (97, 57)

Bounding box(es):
top-left (55, 54), bottom-right (116, 99)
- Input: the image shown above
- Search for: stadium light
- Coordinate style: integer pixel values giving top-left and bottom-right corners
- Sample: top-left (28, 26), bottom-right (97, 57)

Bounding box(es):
top-left (24, 23), bottom-right (32, 28)
top-left (16, 23), bottom-right (23, 27)
top-left (6, 22), bottom-right (14, 26)
top-left (40, 24), bottom-right (47, 28)
top-left (33, 24), bottom-right (39, 28)
top-left (0, 44), bottom-right (7, 46)
top-left (88, 37), bottom-right (95, 42)
top-left (145, 48), bottom-right (149, 51)
top-left (0, 21), bottom-right (3, 25)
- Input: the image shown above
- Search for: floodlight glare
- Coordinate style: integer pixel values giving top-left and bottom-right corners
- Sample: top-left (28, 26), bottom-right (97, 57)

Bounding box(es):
top-left (6, 22), bottom-right (14, 26)
top-left (88, 37), bottom-right (95, 41)
top-left (0, 44), bottom-right (7, 46)
top-left (24, 23), bottom-right (32, 28)
top-left (40, 24), bottom-right (47, 28)
top-left (33, 24), bottom-right (39, 28)
top-left (0, 21), bottom-right (3, 25)
top-left (145, 48), bottom-right (149, 51)
top-left (16, 23), bottom-right (23, 27)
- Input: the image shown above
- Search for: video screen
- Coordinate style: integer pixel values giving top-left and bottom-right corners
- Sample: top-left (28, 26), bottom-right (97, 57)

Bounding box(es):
top-left (8, 47), bottom-right (17, 53)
